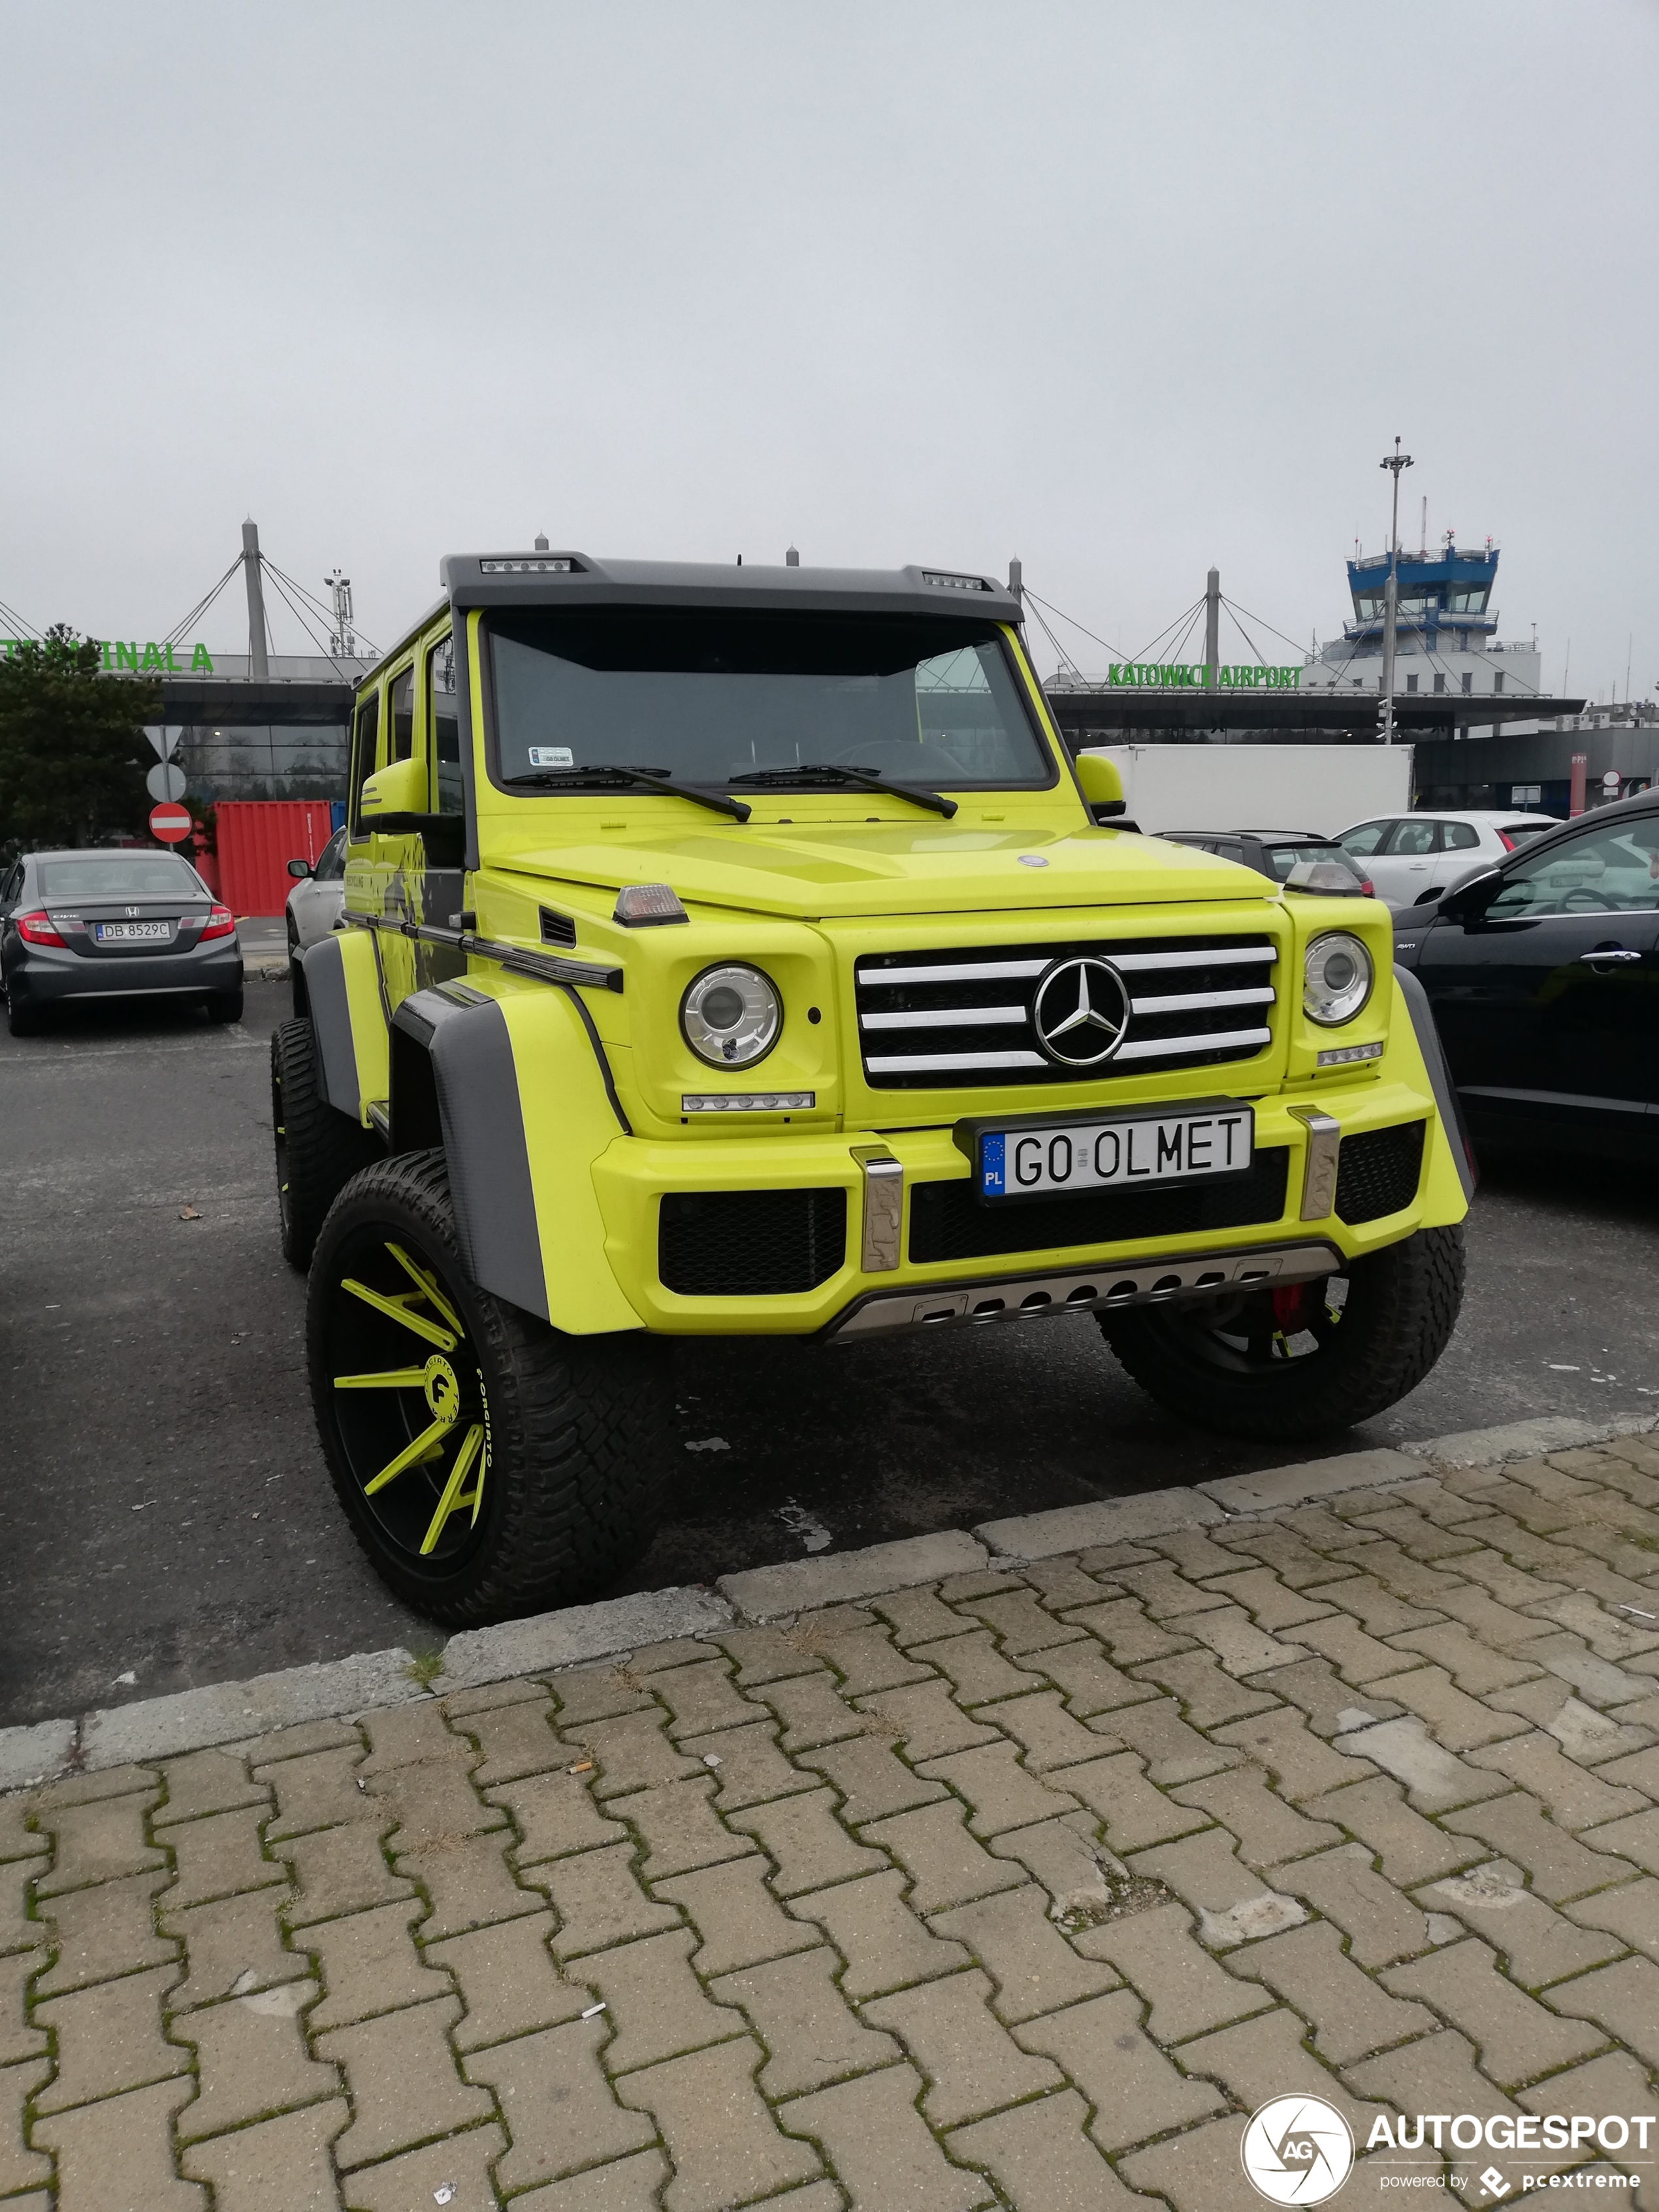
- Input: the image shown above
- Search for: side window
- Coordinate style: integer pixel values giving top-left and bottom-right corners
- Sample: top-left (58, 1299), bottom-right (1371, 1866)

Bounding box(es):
top-left (427, 635), bottom-right (462, 816)
top-left (349, 692), bottom-right (381, 830)
top-left (1443, 821), bottom-right (1480, 851)
top-left (0, 862), bottom-right (22, 907)
top-left (1387, 819), bottom-right (1439, 856)
top-left (1489, 821), bottom-right (1659, 920)
top-left (314, 828), bottom-right (347, 883)
top-left (1340, 821), bottom-right (1392, 856)
top-left (389, 667), bottom-right (415, 762)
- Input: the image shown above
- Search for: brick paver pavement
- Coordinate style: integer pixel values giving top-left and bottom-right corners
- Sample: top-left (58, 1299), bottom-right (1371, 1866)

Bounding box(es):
top-left (5, 1437), bottom-right (1658, 2208)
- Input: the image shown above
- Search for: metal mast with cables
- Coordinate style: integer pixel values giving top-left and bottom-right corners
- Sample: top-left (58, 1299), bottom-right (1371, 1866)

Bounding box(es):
top-left (242, 520), bottom-right (270, 679)
top-left (1203, 568), bottom-right (1220, 691)
top-left (1379, 438), bottom-right (1413, 743)
top-left (325, 570), bottom-right (357, 660)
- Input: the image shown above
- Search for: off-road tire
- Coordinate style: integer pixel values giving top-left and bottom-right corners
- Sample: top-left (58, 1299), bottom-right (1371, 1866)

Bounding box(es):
top-left (272, 1017), bottom-right (379, 1268)
top-left (207, 990), bottom-right (244, 1024)
top-left (308, 1149), bottom-right (673, 1624)
top-left (1097, 1224), bottom-right (1465, 1443)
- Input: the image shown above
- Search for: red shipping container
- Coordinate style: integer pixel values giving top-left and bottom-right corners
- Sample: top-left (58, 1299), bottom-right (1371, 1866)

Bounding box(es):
top-left (215, 800), bottom-right (336, 917)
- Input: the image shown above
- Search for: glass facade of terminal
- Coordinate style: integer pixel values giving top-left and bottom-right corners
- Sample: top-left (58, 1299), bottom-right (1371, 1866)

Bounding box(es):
top-left (174, 721), bottom-right (349, 803)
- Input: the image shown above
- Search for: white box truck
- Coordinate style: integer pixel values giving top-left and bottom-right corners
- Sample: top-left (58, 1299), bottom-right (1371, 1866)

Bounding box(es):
top-left (1078, 744), bottom-right (1413, 838)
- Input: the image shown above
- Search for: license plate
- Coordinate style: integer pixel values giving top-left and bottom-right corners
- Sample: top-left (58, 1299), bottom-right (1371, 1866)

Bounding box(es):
top-left (94, 921), bottom-right (170, 942)
top-left (963, 1100), bottom-right (1255, 1202)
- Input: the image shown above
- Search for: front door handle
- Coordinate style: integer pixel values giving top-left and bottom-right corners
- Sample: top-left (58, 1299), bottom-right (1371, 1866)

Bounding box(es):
top-left (1580, 949), bottom-right (1641, 964)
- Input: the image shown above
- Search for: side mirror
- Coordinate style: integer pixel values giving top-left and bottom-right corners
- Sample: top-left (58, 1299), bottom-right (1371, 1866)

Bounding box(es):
top-left (1439, 866), bottom-right (1502, 922)
top-left (286, 858), bottom-right (313, 880)
top-left (1074, 753), bottom-right (1126, 819)
top-left (359, 756), bottom-right (428, 821)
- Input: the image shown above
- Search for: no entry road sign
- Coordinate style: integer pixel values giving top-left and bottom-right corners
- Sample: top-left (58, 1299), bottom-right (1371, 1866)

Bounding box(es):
top-left (149, 802), bottom-right (193, 844)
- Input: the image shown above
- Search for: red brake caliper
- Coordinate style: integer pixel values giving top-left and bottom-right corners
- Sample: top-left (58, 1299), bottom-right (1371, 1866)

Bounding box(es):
top-left (1270, 1283), bottom-right (1311, 1331)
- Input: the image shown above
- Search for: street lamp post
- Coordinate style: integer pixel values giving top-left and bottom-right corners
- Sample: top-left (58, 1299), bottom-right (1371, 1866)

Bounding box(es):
top-left (1379, 438), bottom-right (1413, 744)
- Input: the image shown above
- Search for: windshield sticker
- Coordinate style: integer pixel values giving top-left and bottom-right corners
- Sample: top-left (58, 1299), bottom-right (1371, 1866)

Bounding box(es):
top-left (528, 745), bottom-right (575, 769)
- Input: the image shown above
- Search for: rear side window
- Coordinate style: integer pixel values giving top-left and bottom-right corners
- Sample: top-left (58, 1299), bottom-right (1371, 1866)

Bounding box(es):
top-left (1263, 842), bottom-right (1342, 881)
top-left (428, 635), bottom-right (462, 815)
top-left (1340, 821), bottom-right (1392, 856)
top-left (389, 668), bottom-right (416, 763)
top-left (1443, 821), bottom-right (1479, 850)
top-left (1386, 819), bottom-right (1439, 856)
top-left (349, 692), bottom-right (380, 830)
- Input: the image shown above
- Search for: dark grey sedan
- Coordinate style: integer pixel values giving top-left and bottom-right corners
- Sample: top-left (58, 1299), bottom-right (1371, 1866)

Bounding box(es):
top-left (0, 848), bottom-right (244, 1036)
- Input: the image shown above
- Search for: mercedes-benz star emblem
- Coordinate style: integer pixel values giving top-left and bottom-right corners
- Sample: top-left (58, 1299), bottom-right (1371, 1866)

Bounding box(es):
top-left (1031, 955), bottom-right (1129, 1067)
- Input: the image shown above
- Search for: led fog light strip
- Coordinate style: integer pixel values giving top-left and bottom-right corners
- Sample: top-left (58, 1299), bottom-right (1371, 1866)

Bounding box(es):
top-left (681, 1092), bottom-right (815, 1113)
top-left (1315, 1041), bottom-right (1383, 1067)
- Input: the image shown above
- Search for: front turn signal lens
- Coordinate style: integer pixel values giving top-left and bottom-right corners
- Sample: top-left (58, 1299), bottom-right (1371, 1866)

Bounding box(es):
top-left (1304, 931), bottom-right (1374, 1026)
top-left (681, 963), bottom-right (782, 1067)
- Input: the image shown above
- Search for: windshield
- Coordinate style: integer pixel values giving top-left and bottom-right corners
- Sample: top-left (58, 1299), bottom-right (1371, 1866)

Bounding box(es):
top-left (39, 856), bottom-right (205, 899)
top-left (485, 610), bottom-right (1054, 792)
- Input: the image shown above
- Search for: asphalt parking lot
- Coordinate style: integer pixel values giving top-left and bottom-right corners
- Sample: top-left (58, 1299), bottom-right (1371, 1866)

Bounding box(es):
top-left (3, 960), bottom-right (1657, 1731)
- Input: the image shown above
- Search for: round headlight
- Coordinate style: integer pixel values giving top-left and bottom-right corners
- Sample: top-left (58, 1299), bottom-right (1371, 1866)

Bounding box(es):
top-left (1304, 931), bottom-right (1374, 1026)
top-left (681, 963), bottom-right (782, 1067)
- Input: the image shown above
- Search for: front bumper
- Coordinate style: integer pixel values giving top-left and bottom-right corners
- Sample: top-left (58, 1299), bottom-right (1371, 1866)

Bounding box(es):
top-left (6, 941), bottom-right (244, 1007)
top-left (587, 1072), bottom-right (1466, 1337)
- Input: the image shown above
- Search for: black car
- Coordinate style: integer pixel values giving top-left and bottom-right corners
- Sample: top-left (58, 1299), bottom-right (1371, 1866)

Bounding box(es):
top-left (1392, 790), bottom-right (1659, 1161)
top-left (1159, 829), bottom-right (1376, 896)
top-left (0, 847), bottom-right (243, 1037)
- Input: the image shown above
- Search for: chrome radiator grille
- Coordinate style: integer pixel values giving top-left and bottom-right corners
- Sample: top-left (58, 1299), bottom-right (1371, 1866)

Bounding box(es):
top-left (854, 933), bottom-right (1278, 1090)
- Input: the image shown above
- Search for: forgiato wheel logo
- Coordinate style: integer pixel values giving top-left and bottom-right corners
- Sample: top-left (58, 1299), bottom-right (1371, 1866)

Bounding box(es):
top-left (1242, 2096), bottom-right (1356, 2204)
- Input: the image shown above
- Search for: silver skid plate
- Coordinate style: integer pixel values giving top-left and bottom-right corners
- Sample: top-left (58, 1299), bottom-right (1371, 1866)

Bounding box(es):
top-left (827, 1239), bottom-right (1345, 1341)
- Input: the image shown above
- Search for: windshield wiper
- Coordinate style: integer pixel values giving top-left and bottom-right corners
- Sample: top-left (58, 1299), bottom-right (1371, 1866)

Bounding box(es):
top-left (727, 764), bottom-right (958, 819)
top-left (504, 763), bottom-right (751, 822)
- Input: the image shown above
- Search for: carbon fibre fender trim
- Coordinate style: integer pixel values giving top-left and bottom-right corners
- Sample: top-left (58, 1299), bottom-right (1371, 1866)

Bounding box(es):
top-left (409, 991), bottom-right (550, 1320)
top-left (300, 935), bottom-right (361, 1116)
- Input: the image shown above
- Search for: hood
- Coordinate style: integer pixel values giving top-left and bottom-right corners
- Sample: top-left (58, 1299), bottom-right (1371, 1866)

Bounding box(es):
top-left (496, 819), bottom-right (1278, 920)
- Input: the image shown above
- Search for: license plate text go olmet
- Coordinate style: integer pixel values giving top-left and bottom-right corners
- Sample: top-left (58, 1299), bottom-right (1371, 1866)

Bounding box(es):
top-left (966, 1101), bottom-right (1255, 1204)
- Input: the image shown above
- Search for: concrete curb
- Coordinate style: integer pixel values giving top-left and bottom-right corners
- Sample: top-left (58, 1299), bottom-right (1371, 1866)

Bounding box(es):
top-left (442, 1586), bottom-right (733, 1690)
top-left (5, 1408), bottom-right (1652, 1793)
top-left (1404, 1410), bottom-right (1656, 1468)
top-left (718, 1531), bottom-right (988, 1621)
top-left (0, 1721), bottom-right (79, 1796)
top-left (79, 1647), bottom-right (426, 1772)
top-left (975, 1486), bottom-right (1224, 1562)
top-left (1199, 1447), bottom-right (1425, 1516)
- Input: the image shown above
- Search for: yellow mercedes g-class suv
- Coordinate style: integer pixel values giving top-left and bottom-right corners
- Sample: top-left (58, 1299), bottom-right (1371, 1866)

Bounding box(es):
top-left (273, 552), bottom-right (1472, 1624)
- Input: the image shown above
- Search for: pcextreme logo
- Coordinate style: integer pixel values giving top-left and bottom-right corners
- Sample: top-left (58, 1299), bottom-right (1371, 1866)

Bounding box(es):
top-left (1242, 2100), bottom-right (1654, 2204)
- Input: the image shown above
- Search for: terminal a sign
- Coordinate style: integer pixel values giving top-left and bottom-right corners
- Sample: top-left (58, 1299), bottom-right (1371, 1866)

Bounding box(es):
top-left (1103, 662), bottom-right (1304, 690)
top-left (0, 639), bottom-right (216, 672)
top-left (100, 640), bottom-right (215, 673)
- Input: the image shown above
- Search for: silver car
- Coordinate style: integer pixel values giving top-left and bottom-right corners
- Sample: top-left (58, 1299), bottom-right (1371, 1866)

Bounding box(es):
top-left (285, 828), bottom-right (347, 954)
top-left (285, 827), bottom-right (347, 1009)
top-left (1336, 809), bottom-right (1559, 909)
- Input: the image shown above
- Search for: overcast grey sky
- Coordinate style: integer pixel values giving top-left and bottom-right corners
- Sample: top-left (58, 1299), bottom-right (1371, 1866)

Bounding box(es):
top-left (3, 1), bottom-right (1654, 700)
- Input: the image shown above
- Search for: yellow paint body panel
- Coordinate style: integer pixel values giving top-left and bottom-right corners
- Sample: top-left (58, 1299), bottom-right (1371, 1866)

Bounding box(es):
top-left (330, 606), bottom-right (1468, 1335)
